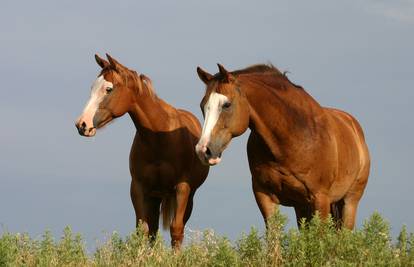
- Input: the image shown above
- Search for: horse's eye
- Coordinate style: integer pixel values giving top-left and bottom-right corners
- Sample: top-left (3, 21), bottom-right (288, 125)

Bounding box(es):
top-left (106, 87), bottom-right (113, 93)
top-left (223, 102), bottom-right (232, 109)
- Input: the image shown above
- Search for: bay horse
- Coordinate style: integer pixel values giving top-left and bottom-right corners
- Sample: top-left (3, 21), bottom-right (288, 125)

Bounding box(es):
top-left (195, 64), bottom-right (370, 229)
top-left (75, 54), bottom-right (209, 248)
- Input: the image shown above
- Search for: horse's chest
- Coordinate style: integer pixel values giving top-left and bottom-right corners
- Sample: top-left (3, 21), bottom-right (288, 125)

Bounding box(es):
top-left (134, 161), bottom-right (178, 190)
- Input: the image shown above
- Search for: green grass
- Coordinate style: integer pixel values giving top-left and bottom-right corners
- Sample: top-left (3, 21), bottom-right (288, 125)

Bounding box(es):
top-left (1, 212), bottom-right (413, 266)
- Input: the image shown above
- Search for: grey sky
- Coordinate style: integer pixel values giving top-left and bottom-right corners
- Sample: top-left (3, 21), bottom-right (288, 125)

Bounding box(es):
top-left (1, 0), bottom-right (413, 248)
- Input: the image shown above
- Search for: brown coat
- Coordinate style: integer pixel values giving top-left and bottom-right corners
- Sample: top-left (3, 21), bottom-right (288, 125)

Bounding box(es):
top-left (196, 64), bottom-right (369, 228)
top-left (76, 54), bottom-right (209, 248)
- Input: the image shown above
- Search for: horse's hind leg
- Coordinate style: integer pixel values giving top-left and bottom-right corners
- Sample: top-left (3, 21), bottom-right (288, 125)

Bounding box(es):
top-left (342, 171), bottom-right (369, 229)
top-left (342, 185), bottom-right (366, 229)
top-left (170, 182), bottom-right (191, 249)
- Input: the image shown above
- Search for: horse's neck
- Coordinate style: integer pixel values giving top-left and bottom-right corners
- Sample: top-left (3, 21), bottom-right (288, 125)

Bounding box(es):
top-left (128, 95), bottom-right (178, 133)
top-left (244, 82), bottom-right (322, 159)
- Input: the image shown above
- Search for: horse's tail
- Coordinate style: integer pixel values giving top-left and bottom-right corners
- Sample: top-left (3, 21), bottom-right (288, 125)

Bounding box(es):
top-left (161, 194), bottom-right (176, 230)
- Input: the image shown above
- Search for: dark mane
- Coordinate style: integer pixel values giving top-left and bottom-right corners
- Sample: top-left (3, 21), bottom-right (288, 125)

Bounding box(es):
top-left (232, 64), bottom-right (283, 76)
top-left (228, 63), bottom-right (303, 89)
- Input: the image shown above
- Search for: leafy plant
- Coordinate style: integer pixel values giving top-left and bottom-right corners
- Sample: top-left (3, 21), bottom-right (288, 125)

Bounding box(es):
top-left (0, 212), bottom-right (413, 266)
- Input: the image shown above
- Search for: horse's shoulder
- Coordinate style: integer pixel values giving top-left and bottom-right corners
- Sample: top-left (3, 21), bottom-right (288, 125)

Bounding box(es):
top-left (176, 109), bottom-right (202, 137)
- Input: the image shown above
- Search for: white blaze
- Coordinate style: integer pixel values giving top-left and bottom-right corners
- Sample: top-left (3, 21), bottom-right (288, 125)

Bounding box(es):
top-left (78, 75), bottom-right (113, 129)
top-left (197, 92), bottom-right (229, 148)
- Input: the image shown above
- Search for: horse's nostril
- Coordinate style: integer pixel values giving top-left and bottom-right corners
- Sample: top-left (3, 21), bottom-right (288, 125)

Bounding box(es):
top-left (81, 122), bottom-right (86, 129)
top-left (205, 147), bottom-right (212, 157)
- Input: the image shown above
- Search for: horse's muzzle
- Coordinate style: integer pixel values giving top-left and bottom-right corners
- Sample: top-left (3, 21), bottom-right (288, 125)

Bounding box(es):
top-left (75, 120), bottom-right (96, 137)
top-left (195, 143), bottom-right (222, 166)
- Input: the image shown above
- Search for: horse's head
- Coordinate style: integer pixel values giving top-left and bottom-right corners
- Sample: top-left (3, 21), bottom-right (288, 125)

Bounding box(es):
top-left (75, 54), bottom-right (136, 137)
top-left (195, 64), bottom-right (250, 166)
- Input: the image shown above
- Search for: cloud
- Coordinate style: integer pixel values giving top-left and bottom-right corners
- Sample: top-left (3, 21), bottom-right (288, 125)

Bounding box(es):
top-left (367, 0), bottom-right (414, 23)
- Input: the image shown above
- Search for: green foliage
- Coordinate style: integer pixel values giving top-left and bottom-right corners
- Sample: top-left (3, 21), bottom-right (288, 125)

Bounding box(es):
top-left (0, 227), bottom-right (88, 267)
top-left (55, 226), bottom-right (88, 266)
top-left (199, 230), bottom-right (240, 267)
top-left (0, 232), bottom-right (19, 266)
top-left (237, 227), bottom-right (265, 266)
top-left (0, 212), bottom-right (413, 266)
top-left (94, 223), bottom-right (169, 266)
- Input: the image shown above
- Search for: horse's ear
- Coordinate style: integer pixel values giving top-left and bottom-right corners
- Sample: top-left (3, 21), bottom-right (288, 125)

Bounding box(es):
top-left (106, 53), bottom-right (126, 71)
top-left (197, 66), bottom-right (213, 84)
top-left (95, 54), bottom-right (109, 69)
top-left (217, 63), bottom-right (234, 83)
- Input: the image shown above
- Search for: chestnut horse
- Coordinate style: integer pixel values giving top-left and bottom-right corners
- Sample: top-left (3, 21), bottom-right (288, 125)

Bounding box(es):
top-left (195, 64), bottom-right (370, 229)
top-left (75, 54), bottom-right (209, 248)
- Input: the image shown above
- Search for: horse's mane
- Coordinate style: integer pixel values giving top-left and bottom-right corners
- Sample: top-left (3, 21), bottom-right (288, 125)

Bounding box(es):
top-left (101, 67), bottom-right (157, 98)
top-left (213, 63), bottom-right (303, 90)
top-left (232, 64), bottom-right (283, 76)
top-left (137, 73), bottom-right (157, 98)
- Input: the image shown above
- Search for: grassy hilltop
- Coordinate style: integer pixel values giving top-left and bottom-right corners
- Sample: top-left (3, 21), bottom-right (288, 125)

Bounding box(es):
top-left (1, 211), bottom-right (413, 266)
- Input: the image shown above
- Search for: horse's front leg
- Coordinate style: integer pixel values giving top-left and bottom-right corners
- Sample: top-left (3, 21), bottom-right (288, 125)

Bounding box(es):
top-left (130, 179), bottom-right (149, 234)
top-left (170, 181), bottom-right (191, 249)
top-left (131, 180), bottom-right (162, 242)
top-left (144, 196), bottom-right (161, 241)
top-left (294, 205), bottom-right (313, 227)
top-left (252, 179), bottom-right (278, 227)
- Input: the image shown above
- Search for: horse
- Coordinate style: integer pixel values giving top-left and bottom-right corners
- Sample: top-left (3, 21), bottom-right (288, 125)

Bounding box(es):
top-left (195, 63), bottom-right (370, 229)
top-left (75, 54), bottom-right (209, 248)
